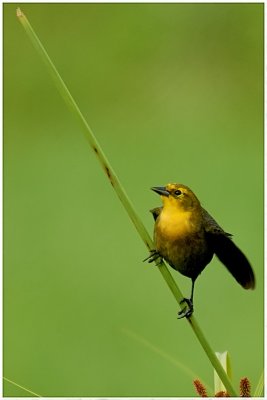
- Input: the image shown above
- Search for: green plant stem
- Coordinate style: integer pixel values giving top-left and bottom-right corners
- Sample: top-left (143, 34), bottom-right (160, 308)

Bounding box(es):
top-left (122, 327), bottom-right (213, 393)
top-left (16, 8), bottom-right (237, 397)
top-left (3, 377), bottom-right (41, 397)
top-left (254, 370), bottom-right (264, 397)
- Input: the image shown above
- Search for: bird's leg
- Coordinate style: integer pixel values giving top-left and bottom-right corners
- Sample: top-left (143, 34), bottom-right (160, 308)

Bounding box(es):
top-left (190, 279), bottom-right (195, 304)
top-left (177, 279), bottom-right (195, 319)
top-left (143, 249), bottom-right (162, 264)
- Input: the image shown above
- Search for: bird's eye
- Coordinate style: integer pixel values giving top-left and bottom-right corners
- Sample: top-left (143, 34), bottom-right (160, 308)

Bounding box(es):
top-left (174, 190), bottom-right (182, 196)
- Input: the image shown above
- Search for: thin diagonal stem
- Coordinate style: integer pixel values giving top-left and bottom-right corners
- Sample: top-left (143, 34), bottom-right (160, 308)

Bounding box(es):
top-left (122, 327), bottom-right (213, 393)
top-left (16, 8), bottom-right (237, 396)
top-left (3, 377), bottom-right (41, 397)
top-left (253, 371), bottom-right (264, 397)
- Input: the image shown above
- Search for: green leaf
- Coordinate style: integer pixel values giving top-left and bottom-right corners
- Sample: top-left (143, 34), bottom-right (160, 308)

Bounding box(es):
top-left (214, 351), bottom-right (232, 393)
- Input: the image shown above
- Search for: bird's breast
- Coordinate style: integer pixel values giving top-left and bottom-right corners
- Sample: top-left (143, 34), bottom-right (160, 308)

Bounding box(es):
top-left (156, 209), bottom-right (200, 239)
top-left (154, 207), bottom-right (211, 278)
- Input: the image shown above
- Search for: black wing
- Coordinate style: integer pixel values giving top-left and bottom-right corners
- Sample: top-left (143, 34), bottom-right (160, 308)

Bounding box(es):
top-left (150, 207), bottom-right (162, 221)
top-left (202, 208), bottom-right (255, 289)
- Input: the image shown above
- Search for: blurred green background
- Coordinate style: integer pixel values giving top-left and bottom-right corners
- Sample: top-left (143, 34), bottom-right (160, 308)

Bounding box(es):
top-left (4, 3), bottom-right (263, 397)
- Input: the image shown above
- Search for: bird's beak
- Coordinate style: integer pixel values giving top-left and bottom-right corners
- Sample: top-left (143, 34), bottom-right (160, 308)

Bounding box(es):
top-left (151, 186), bottom-right (169, 197)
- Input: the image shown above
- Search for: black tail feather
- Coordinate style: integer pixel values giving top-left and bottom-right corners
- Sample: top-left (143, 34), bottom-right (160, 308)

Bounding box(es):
top-left (212, 235), bottom-right (255, 289)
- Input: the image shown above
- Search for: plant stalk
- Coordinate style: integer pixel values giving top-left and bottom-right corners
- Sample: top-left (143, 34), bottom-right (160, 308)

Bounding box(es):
top-left (16, 8), bottom-right (237, 396)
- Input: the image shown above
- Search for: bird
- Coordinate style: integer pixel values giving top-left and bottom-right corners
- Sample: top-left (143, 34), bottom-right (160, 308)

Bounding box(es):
top-left (147, 183), bottom-right (255, 318)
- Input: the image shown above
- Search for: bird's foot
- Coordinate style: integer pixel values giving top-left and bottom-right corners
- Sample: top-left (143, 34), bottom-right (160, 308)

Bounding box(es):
top-left (178, 298), bottom-right (194, 319)
top-left (143, 249), bottom-right (162, 265)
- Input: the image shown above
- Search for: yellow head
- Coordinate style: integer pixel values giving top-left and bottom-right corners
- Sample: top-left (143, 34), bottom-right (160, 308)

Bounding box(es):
top-left (151, 183), bottom-right (201, 211)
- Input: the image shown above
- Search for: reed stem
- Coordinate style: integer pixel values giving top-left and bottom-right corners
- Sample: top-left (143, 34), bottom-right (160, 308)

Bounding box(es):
top-left (16, 8), bottom-right (237, 396)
